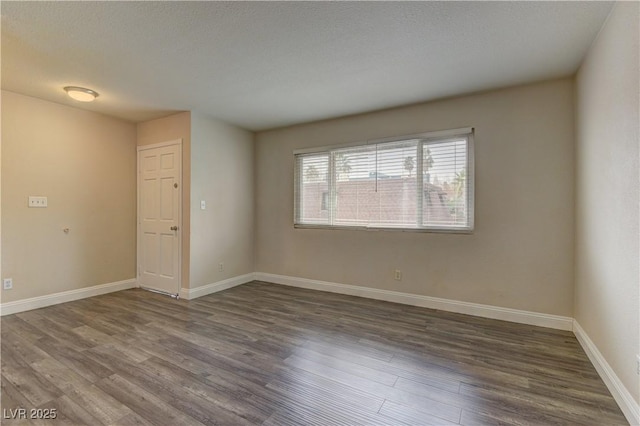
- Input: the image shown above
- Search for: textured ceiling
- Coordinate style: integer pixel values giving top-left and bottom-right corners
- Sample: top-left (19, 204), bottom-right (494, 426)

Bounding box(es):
top-left (1, 1), bottom-right (613, 131)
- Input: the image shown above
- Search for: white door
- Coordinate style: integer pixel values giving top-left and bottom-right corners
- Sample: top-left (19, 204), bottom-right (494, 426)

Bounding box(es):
top-left (137, 141), bottom-right (182, 296)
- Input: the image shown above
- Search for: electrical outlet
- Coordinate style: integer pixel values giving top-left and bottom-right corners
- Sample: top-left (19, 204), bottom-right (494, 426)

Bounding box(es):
top-left (218, 263), bottom-right (224, 272)
top-left (3, 278), bottom-right (13, 290)
top-left (394, 270), bottom-right (402, 281)
top-left (28, 196), bottom-right (48, 208)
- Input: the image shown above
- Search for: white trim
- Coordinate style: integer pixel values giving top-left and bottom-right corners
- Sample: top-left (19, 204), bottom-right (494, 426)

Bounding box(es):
top-left (573, 320), bottom-right (639, 426)
top-left (179, 273), bottom-right (255, 300)
top-left (254, 272), bottom-right (573, 331)
top-left (137, 139), bottom-right (183, 151)
top-left (293, 127), bottom-right (473, 155)
top-left (294, 130), bottom-right (475, 233)
top-left (0, 279), bottom-right (137, 316)
top-left (3, 270), bottom-right (634, 424)
top-left (369, 127), bottom-right (473, 146)
top-left (293, 223), bottom-right (473, 234)
top-left (137, 140), bottom-right (183, 296)
top-left (466, 131), bottom-right (475, 232)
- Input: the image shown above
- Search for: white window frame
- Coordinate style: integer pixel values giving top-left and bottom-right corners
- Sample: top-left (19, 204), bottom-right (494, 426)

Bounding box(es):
top-left (294, 127), bottom-right (475, 233)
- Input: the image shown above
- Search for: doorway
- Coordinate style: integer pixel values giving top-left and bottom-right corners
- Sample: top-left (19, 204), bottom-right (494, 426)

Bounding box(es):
top-left (137, 140), bottom-right (182, 296)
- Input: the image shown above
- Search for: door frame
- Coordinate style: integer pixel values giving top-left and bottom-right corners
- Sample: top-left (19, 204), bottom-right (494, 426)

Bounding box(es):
top-left (136, 139), bottom-right (183, 296)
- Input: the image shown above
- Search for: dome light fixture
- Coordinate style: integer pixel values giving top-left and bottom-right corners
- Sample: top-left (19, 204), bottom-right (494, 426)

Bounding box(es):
top-left (64, 86), bottom-right (99, 102)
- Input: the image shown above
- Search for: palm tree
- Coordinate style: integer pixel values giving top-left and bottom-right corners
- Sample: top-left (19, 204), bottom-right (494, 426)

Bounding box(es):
top-left (423, 148), bottom-right (434, 182)
top-left (449, 169), bottom-right (467, 219)
top-left (335, 153), bottom-right (352, 180)
top-left (453, 170), bottom-right (466, 199)
top-left (404, 156), bottom-right (414, 177)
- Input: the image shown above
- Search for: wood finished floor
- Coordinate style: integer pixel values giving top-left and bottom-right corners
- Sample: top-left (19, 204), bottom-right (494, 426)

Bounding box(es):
top-left (1, 281), bottom-right (627, 425)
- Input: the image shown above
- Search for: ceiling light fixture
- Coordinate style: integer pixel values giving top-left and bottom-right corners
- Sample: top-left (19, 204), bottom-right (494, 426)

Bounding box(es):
top-left (64, 86), bottom-right (99, 102)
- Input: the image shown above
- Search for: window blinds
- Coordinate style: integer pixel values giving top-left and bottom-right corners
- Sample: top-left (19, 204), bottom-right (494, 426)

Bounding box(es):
top-left (294, 129), bottom-right (473, 231)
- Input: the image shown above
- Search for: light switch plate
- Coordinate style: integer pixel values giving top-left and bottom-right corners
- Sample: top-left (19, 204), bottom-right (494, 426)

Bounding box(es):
top-left (200, 200), bottom-right (206, 210)
top-left (28, 196), bottom-right (48, 208)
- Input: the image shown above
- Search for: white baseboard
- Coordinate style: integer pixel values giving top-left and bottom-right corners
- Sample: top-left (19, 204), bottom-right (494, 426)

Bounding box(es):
top-left (254, 272), bottom-right (573, 331)
top-left (573, 320), bottom-right (639, 425)
top-left (0, 278), bottom-right (138, 316)
top-left (179, 273), bottom-right (255, 300)
top-left (2, 270), bottom-right (633, 424)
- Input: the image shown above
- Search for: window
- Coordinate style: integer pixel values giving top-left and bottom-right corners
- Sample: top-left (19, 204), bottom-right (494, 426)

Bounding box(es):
top-left (294, 128), bottom-right (474, 232)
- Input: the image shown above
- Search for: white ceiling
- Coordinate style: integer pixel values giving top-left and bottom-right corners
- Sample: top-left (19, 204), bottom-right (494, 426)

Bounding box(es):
top-left (1, 1), bottom-right (613, 131)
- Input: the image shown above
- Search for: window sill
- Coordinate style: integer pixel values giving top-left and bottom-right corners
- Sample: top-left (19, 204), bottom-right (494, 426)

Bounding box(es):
top-left (293, 224), bottom-right (474, 234)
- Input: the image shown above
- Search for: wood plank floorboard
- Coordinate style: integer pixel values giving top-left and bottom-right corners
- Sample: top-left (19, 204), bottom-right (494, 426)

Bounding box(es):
top-left (1, 281), bottom-right (628, 425)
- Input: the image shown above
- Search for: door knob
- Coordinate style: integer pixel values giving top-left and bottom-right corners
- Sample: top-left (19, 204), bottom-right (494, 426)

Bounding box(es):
top-left (170, 226), bottom-right (178, 231)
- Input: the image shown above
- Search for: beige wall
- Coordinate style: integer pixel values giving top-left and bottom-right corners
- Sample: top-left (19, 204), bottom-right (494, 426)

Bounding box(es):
top-left (189, 112), bottom-right (254, 288)
top-left (136, 112), bottom-right (191, 288)
top-left (1, 91), bottom-right (137, 302)
top-left (575, 1), bottom-right (639, 404)
top-left (136, 111), bottom-right (255, 290)
top-left (255, 78), bottom-right (575, 316)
